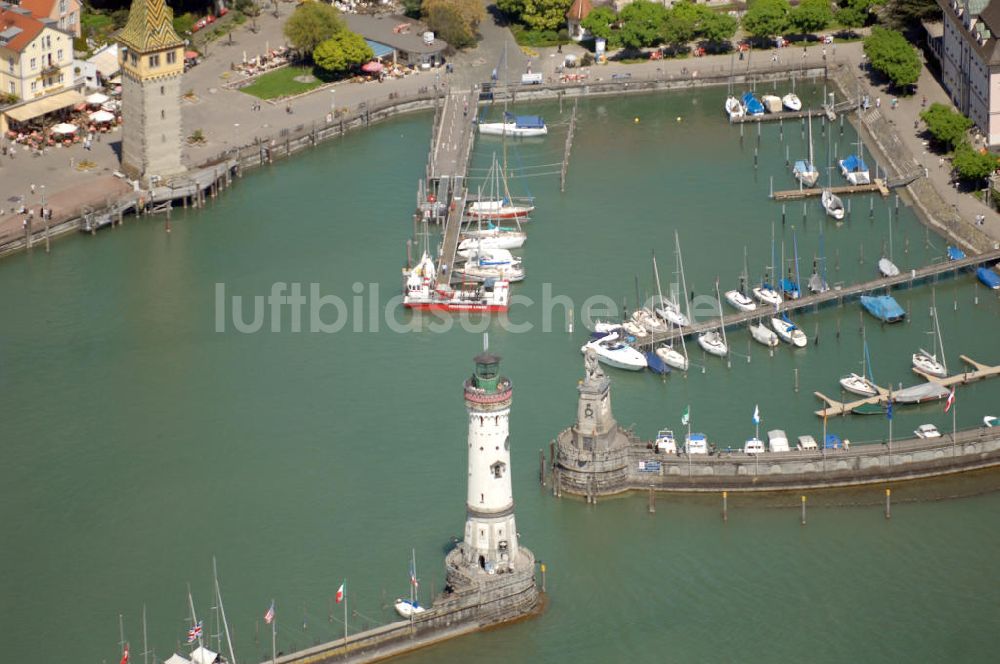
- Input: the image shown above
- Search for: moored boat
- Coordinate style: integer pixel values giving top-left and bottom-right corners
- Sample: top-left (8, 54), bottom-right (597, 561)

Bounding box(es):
top-left (457, 234), bottom-right (526, 256)
top-left (840, 372), bottom-right (878, 397)
top-left (761, 94), bottom-right (783, 113)
top-left (793, 159), bottom-right (820, 187)
top-left (877, 256), bottom-right (900, 277)
top-left (725, 96), bottom-right (745, 120)
top-left (976, 266), bottom-right (1000, 289)
top-left (467, 199), bottom-right (534, 220)
top-left (655, 344), bottom-right (689, 371)
top-left (478, 112), bottom-right (548, 137)
top-left (912, 349), bottom-right (946, 377)
top-left (749, 320), bottom-right (779, 347)
top-left (782, 93), bottom-right (802, 111)
top-left (821, 189), bottom-right (845, 220)
top-left (771, 315), bottom-right (807, 347)
top-left (697, 329), bottom-right (728, 356)
top-left (725, 288), bottom-right (757, 312)
top-left (580, 334), bottom-right (647, 371)
top-left (403, 252), bottom-right (511, 312)
top-left (741, 91), bottom-right (765, 116)
top-left (860, 294), bottom-right (905, 323)
top-left (839, 154), bottom-right (870, 185)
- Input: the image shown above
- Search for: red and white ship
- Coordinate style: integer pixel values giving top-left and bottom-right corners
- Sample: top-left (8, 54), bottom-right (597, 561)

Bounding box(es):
top-left (403, 252), bottom-right (510, 312)
top-left (466, 199), bottom-right (534, 220)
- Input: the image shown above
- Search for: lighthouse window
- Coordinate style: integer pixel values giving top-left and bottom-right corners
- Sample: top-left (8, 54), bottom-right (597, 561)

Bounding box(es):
top-left (491, 461), bottom-right (506, 478)
top-left (504, 436), bottom-right (510, 450)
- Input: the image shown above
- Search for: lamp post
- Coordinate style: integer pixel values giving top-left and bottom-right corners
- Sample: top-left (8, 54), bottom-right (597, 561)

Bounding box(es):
top-left (41, 184), bottom-right (49, 253)
top-left (330, 89), bottom-right (336, 117)
top-left (233, 123), bottom-right (240, 157)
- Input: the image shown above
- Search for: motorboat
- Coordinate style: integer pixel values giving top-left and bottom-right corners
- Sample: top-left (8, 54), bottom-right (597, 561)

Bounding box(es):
top-left (655, 344), bottom-right (689, 371)
top-left (976, 266), bottom-right (1000, 289)
top-left (697, 329), bottom-right (728, 357)
top-left (860, 295), bottom-right (905, 323)
top-left (741, 91), bottom-right (765, 116)
top-left (725, 96), bottom-right (745, 120)
top-left (793, 160), bottom-right (820, 187)
top-left (914, 424), bottom-right (942, 439)
top-left (594, 321), bottom-right (623, 336)
top-left (797, 435), bottom-right (818, 451)
top-left (749, 320), bottom-right (779, 347)
top-left (839, 154), bottom-right (870, 185)
top-left (821, 189), bottom-right (845, 220)
top-left (655, 429), bottom-right (677, 453)
top-left (580, 333), bottom-right (647, 371)
top-left (394, 598), bottom-right (426, 618)
top-left (877, 256), bottom-right (900, 277)
top-left (767, 429), bottom-right (790, 452)
top-left (839, 372), bottom-right (878, 397)
top-left (752, 283), bottom-right (783, 306)
top-left (724, 288), bottom-right (757, 312)
top-left (685, 433), bottom-right (708, 454)
top-left (466, 199), bottom-right (534, 220)
top-left (457, 234), bottom-right (526, 256)
top-left (744, 438), bottom-right (765, 454)
top-left (403, 252), bottom-right (512, 312)
top-left (478, 112), bottom-right (548, 137)
top-left (454, 249), bottom-right (525, 283)
top-left (761, 94), bottom-right (782, 113)
top-left (913, 348), bottom-right (946, 378)
top-left (782, 93), bottom-right (802, 111)
top-left (771, 316), bottom-right (807, 347)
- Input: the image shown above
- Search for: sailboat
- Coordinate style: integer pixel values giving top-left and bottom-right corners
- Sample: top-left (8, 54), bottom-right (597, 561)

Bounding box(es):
top-left (809, 209), bottom-right (830, 294)
top-left (878, 215), bottom-right (899, 277)
top-left (749, 319), bottom-right (779, 347)
top-left (821, 189), bottom-right (845, 220)
top-left (725, 95), bottom-right (745, 120)
top-left (753, 224), bottom-right (783, 306)
top-left (839, 110), bottom-right (870, 185)
top-left (741, 91), bottom-right (765, 116)
top-left (725, 248), bottom-right (757, 312)
top-left (793, 114), bottom-right (820, 187)
top-left (912, 289), bottom-right (947, 377)
top-left (771, 314), bottom-right (807, 347)
top-left (454, 247), bottom-right (525, 283)
top-left (782, 93), bottom-right (802, 111)
top-left (654, 231), bottom-right (690, 327)
top-left (697, 280), bottom-right (729, 357)
top-left (466, 155), bottom-right (535, 220)
top-left (395, 549), bottom-right (426, 618)
top-left (840, 320), bottom-right (878, 396)
top-left (779, 233), bottom-right (801, 300)
top-left (652, 249), bottom-right (688, 371)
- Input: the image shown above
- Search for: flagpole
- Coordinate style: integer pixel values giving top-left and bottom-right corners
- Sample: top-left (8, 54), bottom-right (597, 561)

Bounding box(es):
top-left (952, 389), bottom-right (957, 457)
top-left (343, 579), bottom-right (349, 651)
top-left (271, 599), bottom-right (276, 664)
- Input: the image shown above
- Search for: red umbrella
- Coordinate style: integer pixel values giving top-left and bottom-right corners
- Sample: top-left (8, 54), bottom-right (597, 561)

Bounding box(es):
top-left (361, 61), bottom-right (384, 73)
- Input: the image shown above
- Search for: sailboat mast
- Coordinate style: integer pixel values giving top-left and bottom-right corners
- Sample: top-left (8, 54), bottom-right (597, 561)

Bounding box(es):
top-left (808, 113), bottom-right (814, 166)
top-left (652, 250), bottom-right (665, 308)
top-left (769, 222), bottom-right (776, 285)
top-left (715, 279), bottom-right (728, 350)
top-left (213, 557), bottom-right (238, 664)
top-left (410, 548), bottom-right (418, 605)
top-left (933, 288), bottom-right (947, 373)
top-left (793, 232), bottom-right (801, 294)
top-left (118, 614), bottom-right (126, 660)
top-left (142, 604), bottom-right (149, 664)
top-left (187, 584), bottom-right (203, 649)
top-left (675, 231), bottom-right (691, 320)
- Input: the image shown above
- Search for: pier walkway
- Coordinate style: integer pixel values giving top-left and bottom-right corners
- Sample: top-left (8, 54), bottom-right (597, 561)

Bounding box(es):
top-left (641, 248), bottom-right (1000, 346)
top-left (772, 179), bottom-right (889, 200)
top-left (426, 88), bottom-right (478, 285)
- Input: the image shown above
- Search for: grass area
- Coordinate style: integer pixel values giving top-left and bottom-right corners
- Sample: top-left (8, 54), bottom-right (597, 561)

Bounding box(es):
top-left (240, 66), bottom-right (324, 100)
top-left (509, 24), bottom-right (570, 48)
top-left (80, 11), bottom-right (114, 32)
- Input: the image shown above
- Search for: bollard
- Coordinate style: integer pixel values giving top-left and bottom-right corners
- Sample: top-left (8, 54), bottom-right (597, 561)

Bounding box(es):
top-left (782, 203), bottom-right (786, 226)
top-left (794, 368), bottom-right (799, 392)
top-left (801, 495), bottom-right (807, 525)
top-left (722, 491), bottom-right (728, 522)
top-left (541, 562), bottom-right (547, 592)
top-left (885, 488), bottom-right (891, 519)
top-left (539, 449), bottom-right (546, 486)
top-left (648, 487), bottom-right (655, 514)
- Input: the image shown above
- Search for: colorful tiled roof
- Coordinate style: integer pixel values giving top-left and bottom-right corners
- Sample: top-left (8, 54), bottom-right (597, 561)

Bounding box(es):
top-left (116, 0), bottom-right (183, 53)
top-left (965, 0), bottom-right (990, 15)
top-left (0, 8), bottom-right (44, 52)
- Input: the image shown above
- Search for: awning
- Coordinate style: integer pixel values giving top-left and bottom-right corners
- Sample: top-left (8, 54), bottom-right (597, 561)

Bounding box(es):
top-left (364, 39), bottom-right (395, 60)
top-left (3, 89), bottom-right (86, 123)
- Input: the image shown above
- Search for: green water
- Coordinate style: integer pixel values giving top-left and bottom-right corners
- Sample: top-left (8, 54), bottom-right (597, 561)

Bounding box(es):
top-left (2, 87), bottom-right (1000, 664)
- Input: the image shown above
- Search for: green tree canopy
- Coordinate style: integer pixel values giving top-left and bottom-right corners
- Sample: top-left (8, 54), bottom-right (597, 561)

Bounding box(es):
top-left (619, 0), bottom-right (668, 49)
top-left (580, 5), bottom-right (617, 41)
top-left (952, 141), bottom-right (999, 184)
top-left (788, 0), bottom-right (833, 33)
top-left (699, 11), bottom-right (738, 45)
top-left (863, 27), bottom-right (922, 88)
top-left (498, 0), bottom-right (574, 32)
top-left (424, 0), bottom-right (484, 48)
top-left (836, 0), bottom-right (874, 28)
top-left (919, 103), bottom-right (972, 150)
top-left (662, 1), bottom-right (702, 48)
top-left (742, 0), bottom-right (790, 40)
top-left (882, 0), bottom-right (940, 29)
top-left (283, 2), bottom-right (345, 57)
top-left (313, 30), bottom-right (374, 74)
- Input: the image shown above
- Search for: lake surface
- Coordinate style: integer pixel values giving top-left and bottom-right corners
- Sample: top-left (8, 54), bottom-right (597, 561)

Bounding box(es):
top-left (1, 85), bottom-right (999, 663)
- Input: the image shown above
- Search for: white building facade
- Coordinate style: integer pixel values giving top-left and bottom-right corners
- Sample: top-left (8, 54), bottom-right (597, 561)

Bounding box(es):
top-left (937, 0), bottom-right (1000, 145)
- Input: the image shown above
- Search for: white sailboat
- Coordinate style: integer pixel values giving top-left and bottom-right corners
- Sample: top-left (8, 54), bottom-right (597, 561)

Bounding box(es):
top-left (840, 317), bottom-right (878, 396)
top-left (782, 93), bottom-right (802, 111)
top-left (753, 224), bottom-right (783, 307)
top-left (793, 114), bottom-right (819, 187)
top-left (878, 222), bottom-right (899, 277)
top-left (912, 289), bottom-right (947, 377)
top-left (698, 281), bottom-right (729, 357)
top-left (771, 315), bottom-right (807, 347)
top-left (725, 248), bottom-right (758, 312)
top-left (454, 248), bottom-right (525, 283)
top-left (581, 333), bottom-right (647, 371)
top-left (652, 249), bottom-right (688, 371)
top-left (725, 95), bottom-right (745, 120)
top-left (457, 234), bottom-right (525, 256)
top-left (749, 319), bottom-right (779, 347)
top-left (654, 232), bottom-right (691, 327)
top-left (821, 189), bottom-right (845, 220)
top-left (394, 549), bottom-right (426, 619)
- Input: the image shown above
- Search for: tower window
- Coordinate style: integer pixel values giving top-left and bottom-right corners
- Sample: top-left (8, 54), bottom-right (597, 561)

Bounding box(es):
top-left (160, 86), bottom-right (165, 95)
top-left (130, 52), bottom-right (137, 66)
top-left (161, 109), bottom-right (165, 119)
top-left (167, 51), bottom-right (176, 65)
top-left (491, 461), bottom-right (506, 478)
top-left (149, 54), bottom-right (160, 68)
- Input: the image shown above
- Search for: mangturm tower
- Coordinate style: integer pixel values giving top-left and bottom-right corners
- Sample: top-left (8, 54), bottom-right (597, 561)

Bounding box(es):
top-left (442, 346), bottom-right (539, 622)
top-left (116, 0), bottom-right (186, 185)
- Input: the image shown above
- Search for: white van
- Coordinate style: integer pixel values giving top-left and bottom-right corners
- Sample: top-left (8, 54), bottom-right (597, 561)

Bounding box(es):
top-left (767, 429), bottom-right (790, 453)
top-left (797, 435), bottom-right (818, 451)
top-left (744, 438), bottom-right (765, 455)
top-left (686, 433), bottom-right (708, 455)
top-left (521, 72), bottom-right (543, 85)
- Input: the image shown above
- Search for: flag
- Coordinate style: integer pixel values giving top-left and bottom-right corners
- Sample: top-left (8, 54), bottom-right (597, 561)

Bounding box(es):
top-left (120, 643), bottom-right (129, 664)
top-left (945, 388), bottom-right (956, 413)
top-left (681, 406), bottom-right (689, 426)
top-left (335, 582), bottom-right (345, 604)
top-left (886, 399), bottom-right (893, 421)
top-left (752, 405), bottom-right (760, 425)
top-left (186, 621), bottom-right (202, 644)
top-left (409, 561), bottom-right (418, 589)
top-left (264, 601), bottom-right (275, 625)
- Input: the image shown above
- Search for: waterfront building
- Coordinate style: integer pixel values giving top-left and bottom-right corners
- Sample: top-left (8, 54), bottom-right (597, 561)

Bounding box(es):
top-left (935, 0), bottom-right (1000, 145)
top-left (116, 0), bottom-right (186, 185)
top-left (16, 0), bottom-right (80, 37)
top-left (0, 3), bottom-right (74, 101)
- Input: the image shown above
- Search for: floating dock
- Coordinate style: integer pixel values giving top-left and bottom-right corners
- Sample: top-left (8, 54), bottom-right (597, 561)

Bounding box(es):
top-left (772, 179), bottom-right (889, 200)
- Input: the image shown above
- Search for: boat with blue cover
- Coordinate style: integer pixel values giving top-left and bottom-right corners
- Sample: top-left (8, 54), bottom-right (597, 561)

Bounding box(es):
top-left (741, 91), bottom-right (765, 116)
top-left (860, 294), bottom-right (905, 323)
top-left (839, 154), bottom-right (870, 185)
top-left (478, 112), bottom-right (548, 137)
top-left (977, 266), bottom-right (1000, 289)
top-left (644, 350), bottom-right (671, 375)
top-left (947, 246), bottom-right (966, 261)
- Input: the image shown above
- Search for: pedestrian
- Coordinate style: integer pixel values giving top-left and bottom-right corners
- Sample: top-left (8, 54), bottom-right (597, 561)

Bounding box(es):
top-left (30, 183), bottom-right (35, 195)
top-left (921, 96), bottom-right (927, 107)
top-left (9, 145), bottom-right (14, 159)
top-left (772, 53), bottom-right (777, 63)
top-left (876, 97), bottom-right (881, 109)
top-left (891, 98), bottom-right (898, 110)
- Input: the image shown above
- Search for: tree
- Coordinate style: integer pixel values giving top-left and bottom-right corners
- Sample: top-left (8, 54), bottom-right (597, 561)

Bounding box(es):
top-left (662, 1), bottom-right (701, 48)
top-left (699, 11), bottom-right (738, 45)
top-left (283, 2), bottom-right (345, 57)
top-left (836, 0), bottom-right (874, 29)
top-left (424, 0), bottom-right (484, 48)
top-left (788, 0), bottom-right (832, 33)
top-left (863, 27), bottom-right (921, 89)
top-left (952, 141), bottom-right (999, 185)
top-left (919, 103), bottom-right (972, 150)
top-left (313, 30), bottom-right (373, 74)
top-left (499, 0), bottom-right (574, 32)
top-left (741, 0), bottom-right (790, 41)
top-left (580, 5), bottom-right (617, 41)
top-left (619, 0), bottom-right (668, 50)
top-left (882, 0), bottom-right (940, 29)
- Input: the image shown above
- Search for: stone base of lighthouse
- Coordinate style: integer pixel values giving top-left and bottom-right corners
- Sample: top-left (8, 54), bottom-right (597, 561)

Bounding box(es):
top-left (555, 425), bottom-right (635, 497)
top-left (436, 544), bottom-right (539, 627)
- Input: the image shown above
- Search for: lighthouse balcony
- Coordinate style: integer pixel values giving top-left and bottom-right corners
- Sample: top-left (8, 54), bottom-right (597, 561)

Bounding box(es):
top-left (463, 378), bottom-right (513, 405)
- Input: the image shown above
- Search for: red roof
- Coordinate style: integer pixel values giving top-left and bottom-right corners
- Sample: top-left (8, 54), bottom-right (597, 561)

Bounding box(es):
top-left (0, 8), bottom-right (45, 53)
top-left (566, 0), bottom-right (593, 20)
top-left (18, 0), bottom-right (58, 20)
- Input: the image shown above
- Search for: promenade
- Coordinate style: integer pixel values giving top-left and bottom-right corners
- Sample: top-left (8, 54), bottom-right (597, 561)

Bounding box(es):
top-left (1, 5), bottom-right (996, 255)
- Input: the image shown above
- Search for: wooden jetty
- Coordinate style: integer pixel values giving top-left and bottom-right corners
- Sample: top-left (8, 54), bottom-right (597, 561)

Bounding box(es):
top-left (732, 98), bottom-right (857, 124)
top-left (814, 355), bottom-right (1000, 417)
top-left (641, 248), bottom-right (1000, 347)
top-left (772, 178), bottom-right (889, 200)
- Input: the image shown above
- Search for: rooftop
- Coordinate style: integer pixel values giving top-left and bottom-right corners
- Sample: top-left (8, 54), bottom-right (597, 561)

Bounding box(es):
top-left (0, 7), bottom-right (43, 52)
top-left (116, 0), bottom-right (183, 53)
top-left (343, 14), bottom-right (447, 55)
top-left (566, 0), bottom-right (593, 20)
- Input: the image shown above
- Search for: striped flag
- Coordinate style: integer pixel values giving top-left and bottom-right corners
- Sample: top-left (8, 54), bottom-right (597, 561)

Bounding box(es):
top-left (119, 643), bottom-right (129, 664)
top-left (264, 601), bottom-right (275, 625)
top-left (335, 582), bottom-right (345, 604)
top-left (752, 405), bottom-right (760, 425)
top-left (945, 388), bottom-right (956, 413)
top-left (186, 621), bottom-right (202, 644)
